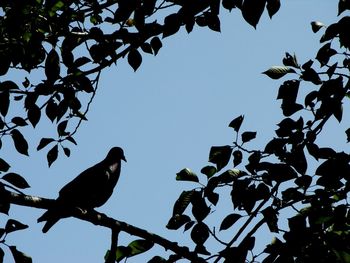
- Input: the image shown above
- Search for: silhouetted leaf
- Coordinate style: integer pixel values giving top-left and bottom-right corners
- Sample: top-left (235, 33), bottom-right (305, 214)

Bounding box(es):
top-left (45, 49), bottom-right (60, 81)
top-left (262, 207), bottom-right (279, 233)
top-left (163, 13), bottom-right (181, 38)
top-left (9, 246), bottom-right (32, 263)
top-left (266, 0), bottom-right (280, 18)
top-left (173, 190), bottom-right (193, 216)
top-left (222, 0), bottom-right (238, 11)
top-left (191, 191), bottom-right (210, 221)
top-left (220, 213), bottom-right (242, 231)
top-left (128, 239), bottom-right (154, 257)
top-left (294, 175), bottom-right (312, 189)
top-left (141, 43), bottom-right (153, 54)
top-left (242, 0), bottom-right (267, 28)
top-left (148, 256), bottom-right (166, 263)
top-left (241, 131), bottom-right (257, 143)
top-left (346, 128), bottom-right (350, 143)
top-left (11, 117), bottom-right (27, 127)
top-left (316, 43), bottom-right (337, 67)
top-left (191, 222), bottom-right (209, 246)
top-left (150, 37), bottom-right (162, 55)
top-left (27, 104), bottom-right (41, 127)
top-left (205, 190), bottom-right (219, 205)
top-left (263, 66), bottom-right (296, 79)
top-left (63, 147), bottom-right (70, 157)
top-left (229, 115), bottom-right (244, 132)
top-left (11, 129), bottom-right (29, 156)
top-left (2, 173), bottom-right (30, 189)
top-left (0, 90), bottom-right (10, 116)
top-left (176, 168), bottom-right (199, 182)
top-left (209, 145), bottom-right (233, 171)
top-left (301, 68), bottom-right (322, 85)
top-left (128, 49), bottom-right (142, 71)
top-left (233, 150), bottom-right (243, 166)
top-left (311, 21), bottom-right (325, 33)
top-left (283, 52), bottom-right (299, 68)
top-left (0, 247), bottom-right (3, 262)
top-left (47, 144), bottom-right (58, 167)
top-left (207, 13), bottom-right (221, 32)
top-left (66, 136), bottom-right (77, 145)
top-left (45, 99), bottom-right (58, 122)
top-left (0, 158), bottom-right (10, 172)
top-left (339, 0), bottom-right (350, 15)
top-left (5, 219), bottom-right (28, 234)
top-left (166, 214), bottom-right (191, 230)
top-left (57, 120), bottom-right (68, 136)
top-left (37, 138), bottom-right (55, 151)
top-left (73, 56), bottom-right (91, 68)
top-left (201, 165), bottom-right (217, 178)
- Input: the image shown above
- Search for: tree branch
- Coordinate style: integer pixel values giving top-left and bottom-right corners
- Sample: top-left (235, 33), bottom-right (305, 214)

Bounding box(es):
top-left (6, 190), bottom-right (205, 262)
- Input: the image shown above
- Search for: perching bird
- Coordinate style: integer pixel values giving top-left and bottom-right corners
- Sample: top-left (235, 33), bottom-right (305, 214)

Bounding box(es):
top-left (38, 147), bottom-right (126, 233)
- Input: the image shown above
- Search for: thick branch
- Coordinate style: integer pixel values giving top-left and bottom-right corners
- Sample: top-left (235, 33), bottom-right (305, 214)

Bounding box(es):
top-left (6, 190), bottom-right (204, 262)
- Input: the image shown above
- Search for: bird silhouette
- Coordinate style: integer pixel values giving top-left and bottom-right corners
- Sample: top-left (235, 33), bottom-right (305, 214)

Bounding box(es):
top-left (38, 147), bottom-right (126, 233)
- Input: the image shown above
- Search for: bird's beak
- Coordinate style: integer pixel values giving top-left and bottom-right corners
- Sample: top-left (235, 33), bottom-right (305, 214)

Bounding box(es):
top-left (122, 156), bottom-right (127, 162)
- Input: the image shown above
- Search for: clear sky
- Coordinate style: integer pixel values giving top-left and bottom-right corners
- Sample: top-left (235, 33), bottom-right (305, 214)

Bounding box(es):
top-left (2, 1), bottom-right (342, 262)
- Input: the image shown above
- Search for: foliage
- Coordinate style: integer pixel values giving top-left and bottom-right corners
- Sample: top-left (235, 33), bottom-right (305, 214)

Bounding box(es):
top-left (0, 0), bottom-right (350, 263)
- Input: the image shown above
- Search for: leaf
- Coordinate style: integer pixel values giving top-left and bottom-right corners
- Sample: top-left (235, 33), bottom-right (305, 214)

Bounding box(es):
top-left (27, 104), bottom-right (41, 127)
top-left (73, 56), bottom-right (91, 68)
top-left (37, 138), bottom-right (55, 151)
top-left (209, 145), bottom-right (233, 171)
top-left (311, 21), bottom-right (325, 33)
top-left (339, 0), bottom-right (350, 15)
top-left (57, 120), bottom-right (68, 136)
top-left (128, 239), bottom-right (154, 257)
top-left (262, 66), bottom-right (296, 79)
top-left (166, 214), bottom-right (191, 230)
top-left (11, 117), bottom-right (27, 127)
top-left (220, 213), bottom-right (242, 231)
top-left (66, 136), bottom-right (77, 145)
top-left (148, 256), bottom-right (166, 263)
top-left (2, 173), bottom-right (30, 189)
top-left (346, 128), bottom-right (350, 143)
top-left (150, 37), bottom-right (162, 55)
top-left (172, 190), bottom-right (194, 216)
top-left (11, 129), bottom-right (29, 156)
top-left (47, 144), bottom-right (58, 167)
top-left (233, 150), bottom-right (242, 167)
top-left (262, 207), bottom-right (279, 233)
top-left (242, 0), bottom-right (267, 28)
top-left (45, 99), bottom-right (58, 122)
top-left (266, 0), bottom-right (280, 18)
top-left (190, 222), bottom-right (209, 246)
top-left (0, 158), bottom-right (10, 172)
top-left (200, 165), bottom-right (217, 178)
top-left (141, 43), bottom-right (153, 54)
top-left (128, 49), bottom-right (142, 71)
top-left (45, 49), bottom-right (60, 81)
top-left (9, 246), bottom-right (32, 263)
top-left (0, 90), bottom-right (10, 116)
top-left (191, 191), bottom-right (210, 221)
top-left (176, 168), bottom-right (199, 182)
top-left (207, 13), bottom-right (221, 32)
top-left (5, 219), bottom-right (28, 234)
top-left (282, 52), bottom-right (299, 68)
top-left (229, 115), bottom-right (244, 132)
top-left (63, 147), bottom-right (70, 157)
top-left (241, 131), bottom-right (257, 143)
top-left (163, 13), bottom-right (182, 38)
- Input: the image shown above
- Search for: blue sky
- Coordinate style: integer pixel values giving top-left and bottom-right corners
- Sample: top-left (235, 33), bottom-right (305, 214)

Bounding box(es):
top-left (2, 1), bottom-right (342, 262)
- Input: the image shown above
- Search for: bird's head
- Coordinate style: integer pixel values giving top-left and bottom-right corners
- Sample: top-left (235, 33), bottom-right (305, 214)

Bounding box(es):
top-left (106, 147), bottom-right (127, 163)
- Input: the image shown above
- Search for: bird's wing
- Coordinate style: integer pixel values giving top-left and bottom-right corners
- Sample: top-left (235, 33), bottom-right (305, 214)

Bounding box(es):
top-left (57, 162), bottom-right (110, 206)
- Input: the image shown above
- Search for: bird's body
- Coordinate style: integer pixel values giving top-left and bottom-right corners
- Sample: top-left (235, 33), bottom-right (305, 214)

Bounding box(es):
top-left (38, 147), bottom-right (126, 233)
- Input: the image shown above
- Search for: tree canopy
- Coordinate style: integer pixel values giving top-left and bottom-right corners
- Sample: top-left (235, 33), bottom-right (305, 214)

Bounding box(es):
top-left (1, 0), bottom-right (350, 263)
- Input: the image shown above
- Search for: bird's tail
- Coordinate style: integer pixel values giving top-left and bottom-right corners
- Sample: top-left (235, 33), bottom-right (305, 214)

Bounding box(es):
top-left (38, 210), bottom-right (60, 233)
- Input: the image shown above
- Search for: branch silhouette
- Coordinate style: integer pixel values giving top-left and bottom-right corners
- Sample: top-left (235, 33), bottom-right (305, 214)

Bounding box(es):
top-left (5, 189), bottom-right (205, 262)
